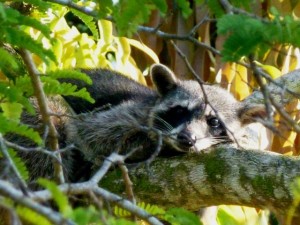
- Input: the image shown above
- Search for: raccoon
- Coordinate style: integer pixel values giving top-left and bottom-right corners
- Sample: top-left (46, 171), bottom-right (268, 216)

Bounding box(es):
top-left (0, 64), bottom-right (265, 225)
top-left (66, 64), bottom-right (265, 167)
top-left (2, 64), bottom-right (264, 182)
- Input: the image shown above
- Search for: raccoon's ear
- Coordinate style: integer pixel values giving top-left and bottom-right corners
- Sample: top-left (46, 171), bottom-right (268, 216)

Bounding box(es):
top-left (150, 64), bottom-right (178, 96)
top-left (238, 102), bottom-right (267, 125)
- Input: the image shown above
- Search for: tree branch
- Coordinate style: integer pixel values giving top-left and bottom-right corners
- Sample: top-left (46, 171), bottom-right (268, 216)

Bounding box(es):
top-left (101, 147), bottom-right (300, 219)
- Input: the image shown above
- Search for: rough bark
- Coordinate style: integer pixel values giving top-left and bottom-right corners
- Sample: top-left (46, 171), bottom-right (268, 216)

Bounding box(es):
top-left (102, 147), bottom-right (300, 217)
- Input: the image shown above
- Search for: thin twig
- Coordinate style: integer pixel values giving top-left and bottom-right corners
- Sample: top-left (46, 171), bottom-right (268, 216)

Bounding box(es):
top-left (19, 49), bottom-right (65, 184)
top-left (0, 134), bottom-right (28, 194)
top-left (0, 181), bottom-right (75, 225)
top-left (249, 55), bottom-right (274, 122)
top-left (45, 0), bottom-right (97, 17)
top-left (219, 0), bottom-right (269, 22)
top-left (118, 163), bottom-right (136, 205)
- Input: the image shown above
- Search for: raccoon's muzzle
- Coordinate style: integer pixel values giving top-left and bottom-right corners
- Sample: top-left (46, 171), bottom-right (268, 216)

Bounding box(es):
top-left (177, 130), bottom-right (196, 149)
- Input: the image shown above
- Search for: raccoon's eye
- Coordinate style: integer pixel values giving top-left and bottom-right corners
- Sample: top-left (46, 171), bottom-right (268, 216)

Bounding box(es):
top-left (207, 117), bottom-right (221, 128)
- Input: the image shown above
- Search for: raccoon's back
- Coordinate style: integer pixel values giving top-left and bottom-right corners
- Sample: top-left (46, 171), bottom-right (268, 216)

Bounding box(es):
top-left (61, 69), bottom-right (156, 113)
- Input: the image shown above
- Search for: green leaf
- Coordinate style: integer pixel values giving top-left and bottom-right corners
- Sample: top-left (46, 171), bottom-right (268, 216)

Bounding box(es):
top-left (0, 114), bottom-right (42, 145)
top-left (151, 0), bottom-right (167, 14)
top-left (2, 6), bottom-right (51, 38)
top-left (41, 76), bottom-right (95, 103)
top-left (175, 0), bottom-right (192, 18)
top-left (113, 0), bottom-right (154, 36)
top-left (7, 148), bottom-right (29, 181)
top-left (0, 102), bottom-right (23, 121)
top-left (70, 206), bottom-right (100, 225)
top-left (217, 14), bottom-right (265, 61)
top-left (47, 69), bottom-right (92, 85)
top-left (38, 178), bottom-right (72, 216)
top-left (2, 27), bottom-right (56, 63)
top-left (164, 208), bottom-right (202, 225)
top-left (107, 218), bottom-right (136, 225)
top-left (0, 48), bottom-right (19, 70)
top-left (207, 0), bottom-right (225, 17)
top-left (70, 9), bottom-right (99, 40)
top-left (218, 12), bottom-right (300, 61)
top-left (17, 206), bottom-right (52, 225)
top-left (114, 202), bottom-right (165, 217)
top-left (9, 0), bottom-right (52, 12)
top-left (0, 81), bottom-right (34, 114)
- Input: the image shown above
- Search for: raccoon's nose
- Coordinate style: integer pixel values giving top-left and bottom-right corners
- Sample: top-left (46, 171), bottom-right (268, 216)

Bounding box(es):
top-left (177, 131), bottom-right (195, 147)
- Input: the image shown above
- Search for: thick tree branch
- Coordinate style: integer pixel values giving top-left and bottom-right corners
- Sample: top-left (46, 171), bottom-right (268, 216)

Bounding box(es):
top-left (101, 147), bottom-right (300, 219)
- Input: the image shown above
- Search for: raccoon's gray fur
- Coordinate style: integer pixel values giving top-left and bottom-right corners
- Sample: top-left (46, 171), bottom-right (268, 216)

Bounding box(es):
top-left (67, 64), bottom-right (265, 168)
top-left (60, 69), bottom-right (156, 113)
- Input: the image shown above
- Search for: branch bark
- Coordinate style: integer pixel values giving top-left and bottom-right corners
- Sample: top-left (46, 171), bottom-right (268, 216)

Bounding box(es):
top-left (101, 147), bottom-right (300, 219)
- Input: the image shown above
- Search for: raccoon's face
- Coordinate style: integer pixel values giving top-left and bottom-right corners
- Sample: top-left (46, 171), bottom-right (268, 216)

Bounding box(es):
top-left (149, 64), bottom-right (265, 152)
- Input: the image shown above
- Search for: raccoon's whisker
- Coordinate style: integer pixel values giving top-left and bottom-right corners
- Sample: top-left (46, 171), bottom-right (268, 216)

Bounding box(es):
top-left (151, 116), bottom-right (174, 132)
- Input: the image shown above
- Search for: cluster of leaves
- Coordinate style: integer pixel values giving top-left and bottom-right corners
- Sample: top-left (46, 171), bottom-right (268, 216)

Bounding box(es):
top-left (0, 2), bottom-right (96, 129)
top-left (96, 0), bottom-right (197, 36)
top-left (217, 11), bottom-right (300, 61)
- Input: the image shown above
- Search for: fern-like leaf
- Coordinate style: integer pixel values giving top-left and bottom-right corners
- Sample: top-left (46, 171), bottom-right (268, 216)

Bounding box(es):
top-left (0, 114), bottom-right (42, 145)
top-left (7, 148), bottom-right (29, 181)
top-left (175, 0), bottom-right (193, 18)
top-left (42, 76), bottom-right (94, 103)
top-left (114, 202), bottom-right (165, 217)
top-left (217, 14), bottom-right (265, 61)
top-left (70, 9), bottom-right (99, 40)
top-left (14, 76), bottom-right (34, 97)
top-left (3, 27), bottom-right (56, 63)
top-left (47, 69), bottom-right (92, 85)
top-left (207, 0), bottom-right (225, 17)
top-left (3, 6), bottom-right (51, 38)
top-left (0, 48), bottom-right (19, 70)
top-left (218, 13), bottom-right (300, 61)
top-left (164, 208), bottom-right (202, 225)
top-left (0, 81), bottom-right (34, 114)
top-left (113, 0), bottom-right (154, 36)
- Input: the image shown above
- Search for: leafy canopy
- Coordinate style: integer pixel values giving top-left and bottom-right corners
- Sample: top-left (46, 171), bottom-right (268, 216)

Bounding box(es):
top-left (217, 9), bottom-right (300, 61)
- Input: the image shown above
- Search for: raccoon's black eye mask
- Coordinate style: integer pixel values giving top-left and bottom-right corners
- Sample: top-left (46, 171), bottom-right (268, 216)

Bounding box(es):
top-left (154, 104), bottom-right (204, 130)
